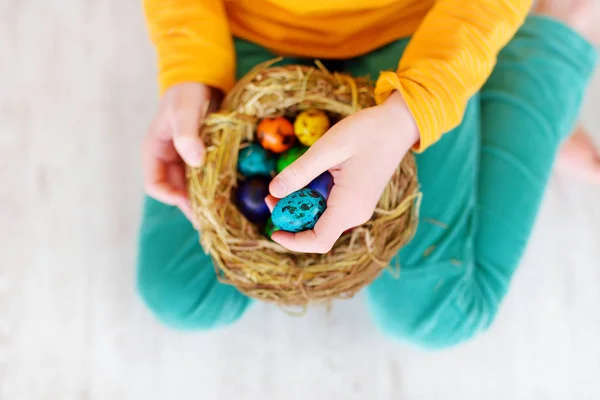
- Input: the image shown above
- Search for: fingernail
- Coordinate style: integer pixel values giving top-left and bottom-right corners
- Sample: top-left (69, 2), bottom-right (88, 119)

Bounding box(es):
top-left (270, 179), bottom-right (286, 198)
top-left (265, 195), bottom-right (278, 212)
top-left (186, 152), bottom-right (203, 167)
top-left (177, 137), bottom-right (204, 167)
top-left (191, 144), bottom-right (204, 162)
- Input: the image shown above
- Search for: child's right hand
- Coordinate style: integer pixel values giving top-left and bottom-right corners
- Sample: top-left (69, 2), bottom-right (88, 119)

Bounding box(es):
top-left (142, 83), bottom-right (218, 221)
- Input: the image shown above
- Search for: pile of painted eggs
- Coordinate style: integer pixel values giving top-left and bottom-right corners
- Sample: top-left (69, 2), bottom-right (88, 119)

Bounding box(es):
top-left (235, 109), bottom-right (334, 238)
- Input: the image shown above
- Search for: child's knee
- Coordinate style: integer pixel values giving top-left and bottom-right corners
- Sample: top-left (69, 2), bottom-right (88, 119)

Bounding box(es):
top-left (368, 278), bottom-right (499, 349)
top-left (137, 266), bottom-right (210, 330)
top-left (136, 258), bottom-right (250, 331)
top-left (137, 197), bottom-right (250, 330)
top-left (374, 306), bottom-right (492, 349)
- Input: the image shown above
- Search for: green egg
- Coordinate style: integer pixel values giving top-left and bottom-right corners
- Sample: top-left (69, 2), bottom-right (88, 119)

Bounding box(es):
top-left (276, 145), bottom-right (309, 173)
top-left (263, 217), bottom-right (280, 240)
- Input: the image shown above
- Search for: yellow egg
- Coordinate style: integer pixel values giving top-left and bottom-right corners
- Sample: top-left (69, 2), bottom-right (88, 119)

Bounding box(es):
top-left (293, 109), bottom-right (330, 146)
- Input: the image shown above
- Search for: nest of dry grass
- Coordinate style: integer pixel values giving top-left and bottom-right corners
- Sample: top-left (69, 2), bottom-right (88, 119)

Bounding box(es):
top-left (187, 59), bottom-right (420, 309)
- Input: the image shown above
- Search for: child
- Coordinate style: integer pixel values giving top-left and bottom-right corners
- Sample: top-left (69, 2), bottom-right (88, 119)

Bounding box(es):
top-left (138, 0), bottom-right (598, 347)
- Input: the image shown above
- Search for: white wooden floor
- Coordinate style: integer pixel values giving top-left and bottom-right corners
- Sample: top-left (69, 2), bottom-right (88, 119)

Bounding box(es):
top-left (2, 1), bottom-right (600, 399)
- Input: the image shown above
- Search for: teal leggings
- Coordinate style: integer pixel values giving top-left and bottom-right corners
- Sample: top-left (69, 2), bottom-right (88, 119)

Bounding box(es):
top-left (137, 17), bottom-right (597, 348)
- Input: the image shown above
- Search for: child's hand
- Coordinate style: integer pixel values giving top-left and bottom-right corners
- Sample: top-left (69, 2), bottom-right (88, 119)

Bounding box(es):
top-left (267, 91), bottom-right (419, 253)
top-left (142, 83), bottom-right (218, 220)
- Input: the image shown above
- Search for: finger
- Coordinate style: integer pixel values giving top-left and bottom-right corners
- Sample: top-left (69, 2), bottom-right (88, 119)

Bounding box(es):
top-left (171, 97), bottom-right (209, 167)
top-left (145, 179), bottom-right (186, 206)
top-left (264, 194), bottom-right (278, 212)
top-left (269, 132), bottom-right (350, 198)
top-left (172, 120), bottom-right (205, 167)
top-left (161, 159), bottom-right (195, 221)
top-left (143, 139), bottom-right (188, 205)
top-left (167, 162), bottom-right (188, 193)
top-left (178, 200), bottom-right (196, 224)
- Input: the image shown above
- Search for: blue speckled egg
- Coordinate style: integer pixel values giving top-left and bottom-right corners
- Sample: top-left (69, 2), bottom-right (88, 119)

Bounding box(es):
top-left (237, 143), bottom-right (276, 177)
top-left (271, 188), bottom-right (326, 233)
top-left (235, 178), bottom-right (271, 224)
top-left (307, 171), bottom-right (334, 200)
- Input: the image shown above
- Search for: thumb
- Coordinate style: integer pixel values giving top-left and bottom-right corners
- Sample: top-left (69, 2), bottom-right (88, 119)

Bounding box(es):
top-left (172, 104), bottom-right (208, 168)
top-left (270, 138), bottom-right (349, 198)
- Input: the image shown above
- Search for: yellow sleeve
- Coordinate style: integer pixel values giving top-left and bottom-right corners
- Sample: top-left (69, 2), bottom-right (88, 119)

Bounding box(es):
top-left (143, 0), bottom-right (235, 95)
top-left (374, 0), bottom-right (532, 152)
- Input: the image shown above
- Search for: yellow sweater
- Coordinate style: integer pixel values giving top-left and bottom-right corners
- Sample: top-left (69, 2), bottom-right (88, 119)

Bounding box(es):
top-left (144, 0), bottom-right (532, 151)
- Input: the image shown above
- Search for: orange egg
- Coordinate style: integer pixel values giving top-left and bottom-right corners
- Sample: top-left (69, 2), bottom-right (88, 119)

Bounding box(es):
top-left (256, 117), bottom-right (295, 153)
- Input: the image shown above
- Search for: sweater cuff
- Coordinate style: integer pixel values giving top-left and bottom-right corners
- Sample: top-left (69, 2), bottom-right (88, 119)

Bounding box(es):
top-left (375, 71), bottom-right (442, 153)
top-left (156, 40), bottom-right (235, 96)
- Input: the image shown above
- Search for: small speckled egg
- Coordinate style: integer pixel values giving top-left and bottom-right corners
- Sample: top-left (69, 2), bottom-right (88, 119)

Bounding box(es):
top-left (294, 109), bottom-right (330, 146)
top-left (271, 188), bottom-right (326, 233)
top-left (237, 143), bottom-right (276, 177)
top-left (256, 117), bottom-right (296, 153)
top-left (276, 145), bottom-right (308, 173)
top-left (263, 217), bottom-right (280, 240)
top-left (307, 171), bottom-right (334, 201)
top-left (235, 178), bottom-right (271, 224)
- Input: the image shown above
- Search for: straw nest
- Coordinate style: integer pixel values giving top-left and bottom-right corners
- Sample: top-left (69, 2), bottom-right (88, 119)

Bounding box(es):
top-left (187, 60), bottom-right (420, 309)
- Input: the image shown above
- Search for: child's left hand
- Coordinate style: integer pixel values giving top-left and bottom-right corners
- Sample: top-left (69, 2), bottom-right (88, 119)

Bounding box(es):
top-left (267, 91), bottom-right (420, 253)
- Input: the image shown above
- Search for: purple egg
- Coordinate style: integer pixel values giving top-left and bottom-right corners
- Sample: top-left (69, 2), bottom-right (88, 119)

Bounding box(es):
top-left (235, 178), bottom-right (271, 224)
top-left (307, 171), bottom-right (334, 200)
